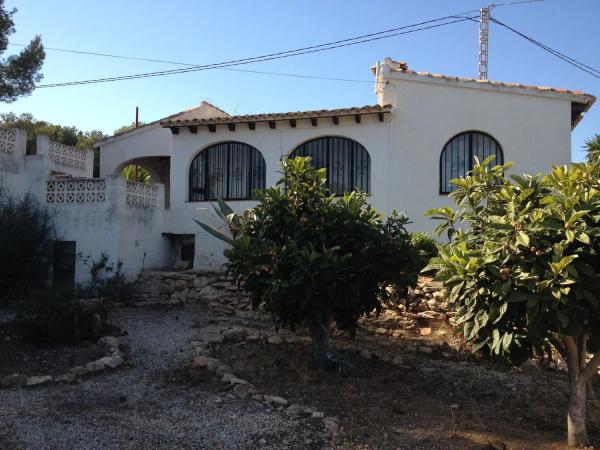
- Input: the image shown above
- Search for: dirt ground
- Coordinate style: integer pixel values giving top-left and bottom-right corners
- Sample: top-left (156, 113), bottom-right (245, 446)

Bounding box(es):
top-left (0, 319), bottom-right (107, 377)
top-left (211, 315), bottom-right (600, 450)
top-left (3, 302), bottom-right (600, 449)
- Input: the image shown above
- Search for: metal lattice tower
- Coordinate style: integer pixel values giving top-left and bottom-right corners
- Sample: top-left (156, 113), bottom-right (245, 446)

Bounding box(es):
top-left (478, 6), bottom-right (491, 80)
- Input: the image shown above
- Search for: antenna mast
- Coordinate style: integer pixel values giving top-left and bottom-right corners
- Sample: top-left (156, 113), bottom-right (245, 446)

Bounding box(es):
top-left (478, 4), bottom-right (494, 80)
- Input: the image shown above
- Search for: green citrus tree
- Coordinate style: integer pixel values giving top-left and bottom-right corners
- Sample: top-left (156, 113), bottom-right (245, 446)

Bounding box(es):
top-left (425, 157), bottom-right (600, 447)
top-left (197, 157), bottom-right (421, 373)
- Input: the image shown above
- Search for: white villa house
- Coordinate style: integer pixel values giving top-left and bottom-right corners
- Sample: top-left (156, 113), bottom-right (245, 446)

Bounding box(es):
top-left (0, 58), bottom-right (595, 284)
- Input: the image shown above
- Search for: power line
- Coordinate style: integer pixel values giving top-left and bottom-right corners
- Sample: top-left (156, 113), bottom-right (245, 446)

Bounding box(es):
top-left (490, 17), bottom-right (600, 79)
top-left (30, 13), bottom-right (477, 88)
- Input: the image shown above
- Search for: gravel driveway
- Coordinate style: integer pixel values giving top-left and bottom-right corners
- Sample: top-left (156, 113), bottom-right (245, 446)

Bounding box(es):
top-left (0, 307), bottom-right (323, 449)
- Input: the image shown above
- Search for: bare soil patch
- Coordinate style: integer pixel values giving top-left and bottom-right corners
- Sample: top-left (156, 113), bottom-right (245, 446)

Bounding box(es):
top-left (0, 320), bottom-right (107, 377)
top-left (214, 325), bottom-right (600, 449)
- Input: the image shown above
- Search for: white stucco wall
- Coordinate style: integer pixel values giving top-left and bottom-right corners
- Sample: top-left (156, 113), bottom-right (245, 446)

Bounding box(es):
top-left (98, 125), bottom-right (172, 177)
top-left (378, 74), bottom-right (573, 231)
top-left (165, 115), bottom-right (390, 269)
top-left (47, 176), bottom-right (169, 283)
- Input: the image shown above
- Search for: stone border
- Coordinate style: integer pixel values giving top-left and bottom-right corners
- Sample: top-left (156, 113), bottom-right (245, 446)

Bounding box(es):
top-left (189, 325), bottom-right (341, 440)
top-left (0, 335), bottom-right (128, 389)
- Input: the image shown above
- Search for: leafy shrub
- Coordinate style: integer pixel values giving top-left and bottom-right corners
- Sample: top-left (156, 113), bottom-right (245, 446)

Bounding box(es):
top-left (425, 157), bottom-right (600, 447)
top-left (197, 157), bottom-right (421, 373)
top-left (16, 287), bottom-right (76, 342)
top-left (410, 232), bottom-right (437, 270)
top-left (0, 192), bottom-right (55, 302)
top-left (78, 253), bottom-right (138, 304)
top-left (16, 287), bottom-right (114, 343)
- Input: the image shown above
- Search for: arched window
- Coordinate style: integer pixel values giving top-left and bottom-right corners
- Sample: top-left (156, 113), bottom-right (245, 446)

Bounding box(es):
top-left (440, 131), bottom-right (503, 194)
top-left (289, 136), bottom-right (371, 195)
top-left (189, 142), bottom-right (266, 201)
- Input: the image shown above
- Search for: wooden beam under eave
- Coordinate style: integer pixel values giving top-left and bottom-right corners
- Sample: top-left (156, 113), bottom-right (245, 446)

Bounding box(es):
top-left (354, 114), bottom-right (361, 124)
top-left (310, 118), bottom-right (318, 127)
top-left (268, 121), bottom-right (276, 130)
top-left (170, 127), bottom-right (179, 135)
top-left (289, 119), bottom-right (296, 128)
top-left (189, 126), bottom-right (197, 134)
top-left (248, 122), bottom-right (256, 130)
top-left (378, 112), bottom-right (384, 122)
top-left (228, 123), bottom-right (236, 132)
top-left (208, 124), bottom-right (216, 133)
top-left (332, 116), bottom-right (339, 125)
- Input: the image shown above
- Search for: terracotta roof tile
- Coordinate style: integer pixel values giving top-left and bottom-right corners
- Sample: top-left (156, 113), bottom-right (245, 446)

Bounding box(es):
top-left (160, 104), bottom-right (392, 128)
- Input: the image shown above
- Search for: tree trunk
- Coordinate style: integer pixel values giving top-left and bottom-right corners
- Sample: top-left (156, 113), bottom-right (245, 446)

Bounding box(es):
top-left (564, 335), bottom-right (591, 448)
top-left (567, 377), bottom-right (589, 447)
top-left (310, 317), bottom-right (334, 371)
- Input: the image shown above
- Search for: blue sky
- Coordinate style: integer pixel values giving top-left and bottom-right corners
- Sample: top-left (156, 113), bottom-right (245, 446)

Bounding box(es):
top-left (2, 0), bottom-right (598, 161)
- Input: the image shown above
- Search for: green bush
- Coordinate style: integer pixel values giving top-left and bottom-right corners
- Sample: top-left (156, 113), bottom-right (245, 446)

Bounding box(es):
top-left (0, 192), bottom-right (55, 302)
top-left (410, 232), bottom-right (437, 270)
top-left (16, 287), bottom-right (113, 343)
top-left (197, 157), bottom-right (421, 373)
top-left (425, 157), bottom-right (600, 447)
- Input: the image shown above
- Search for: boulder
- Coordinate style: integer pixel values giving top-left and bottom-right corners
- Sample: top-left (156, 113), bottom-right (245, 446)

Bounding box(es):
top-left (26, 375), bottom-right (53, 386)
top-left (264, 395), bottom-right (288, 406)
top-left (267, 335), bottom-right (282, 345)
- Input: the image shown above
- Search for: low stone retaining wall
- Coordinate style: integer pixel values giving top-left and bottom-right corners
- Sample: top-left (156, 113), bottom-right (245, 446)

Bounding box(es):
top-left (136, 270), bottom-right (252, 315)
top-left (0, 335), bottom-right (128, 389)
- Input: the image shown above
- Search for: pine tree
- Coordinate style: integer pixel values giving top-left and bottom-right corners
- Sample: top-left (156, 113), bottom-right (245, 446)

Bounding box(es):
top-left (0, 0), bottom-right (45, 102)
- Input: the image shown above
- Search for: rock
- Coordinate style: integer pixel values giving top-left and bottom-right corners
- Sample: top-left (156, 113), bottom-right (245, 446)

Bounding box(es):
top-left (198, 285), bottom-right (223, 301)
top-left (311, 411), bottom-right (324, 419)
top-left (375, 327), bottom-right (388, 335)
top-left (70, 366), bottom-right (89, 376)
top-left (251, 394), bottom-right (264, 402)
top-left (450, 404), bottom-right (459, 409)
top-left (267, 335), bottom-right (282, 345)
top-left (103, 355), bottom-right (124, 369)
top-left (216, 365), bottom-right (233, 376)
top-left (432, 291), bottom-right (445, 300)
top-left (303, 406), bottom-right (316, 415)
top-left (418, 311), bottom-right (446, 320)
top-left (223, 327), bottom-right (247, 342)
top-left (193, 356), bottom-right (221, 370)
top-left (360, 349), bottom-right (372, 360)
top-left (258, 438), bottom-right (267, 446)
top-left (85, 360), bottom-right (106, 373)
top-left (419, 327), bottom-right (432, 336)
top-left (55, 372), bottom-right (76, 383)
top-left (245, 333), bottom-right (261, 342)
top-left (417, 346), bottom-right (433, 355)
top-left (174, 279), bottom-right (189, 289)
top-left (264, 395), bottom-right (288, 406)
top-left (285, 404), bottom-right (304, 416)
top-left (195, 325), bottom-right (225, 344)
top-left (323, 416), bottom-right (340, 436)
top-left (26, 375), bottom-right (53, 386)
top-left (1, 374), bottom-right (27, 388)
top-left (221, 372), bottom-right (248, 385)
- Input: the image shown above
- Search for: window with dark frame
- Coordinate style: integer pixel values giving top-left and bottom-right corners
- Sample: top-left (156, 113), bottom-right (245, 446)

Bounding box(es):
top-left (189, 141), bottom-right (266, 201)
top-left (439, 131), bottom-right (503, 194)
top-left (289, 136), bottom-right (371, 195)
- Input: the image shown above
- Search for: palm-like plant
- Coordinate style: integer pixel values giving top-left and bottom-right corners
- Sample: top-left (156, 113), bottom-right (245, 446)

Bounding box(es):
top-left (121, 165), bottom-right (151, 183)
top-left (585, 134), bottom-right (600, 164)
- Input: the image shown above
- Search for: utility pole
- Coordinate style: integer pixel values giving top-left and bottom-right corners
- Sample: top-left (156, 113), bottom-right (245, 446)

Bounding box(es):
top-left (478, 4), bottom-right (495, 80)
top-left (135, 106), bottom-right (139, 128)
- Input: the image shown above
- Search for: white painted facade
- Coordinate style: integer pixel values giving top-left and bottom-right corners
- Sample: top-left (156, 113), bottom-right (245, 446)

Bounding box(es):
top-left (1, 58), bottom-right (595, 281)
